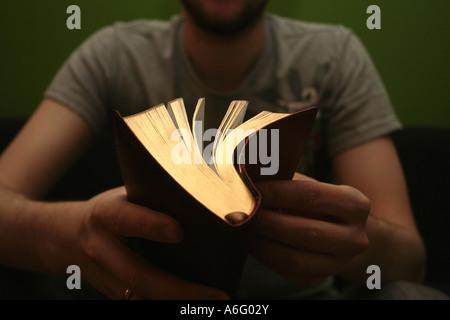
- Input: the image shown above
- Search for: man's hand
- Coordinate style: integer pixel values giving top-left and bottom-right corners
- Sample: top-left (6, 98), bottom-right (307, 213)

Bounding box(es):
top-left (76, 186), bottom-right (229, 299)
top-left (249, 178), bottom-right (370, 288)
top-left (0, 100), bottom-right (229, 300)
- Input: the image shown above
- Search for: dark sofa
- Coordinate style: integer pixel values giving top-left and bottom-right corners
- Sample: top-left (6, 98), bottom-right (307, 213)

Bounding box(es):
top-left (0, 118), bottom-right (449, 298)
top-left (391, 126), bottom-right (450, 294)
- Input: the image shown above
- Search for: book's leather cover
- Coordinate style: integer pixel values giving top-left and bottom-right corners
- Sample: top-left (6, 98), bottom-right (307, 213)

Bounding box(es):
top-left (112, 106), bottom-right (317, 297)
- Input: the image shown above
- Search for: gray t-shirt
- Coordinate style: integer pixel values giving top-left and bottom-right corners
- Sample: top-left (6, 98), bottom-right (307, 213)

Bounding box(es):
top-left (44, 14), bottom-right (401, 299)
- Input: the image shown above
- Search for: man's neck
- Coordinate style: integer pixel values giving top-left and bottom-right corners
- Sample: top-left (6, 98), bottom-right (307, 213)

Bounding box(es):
top-left (183, 13), bottom-right (265, 94)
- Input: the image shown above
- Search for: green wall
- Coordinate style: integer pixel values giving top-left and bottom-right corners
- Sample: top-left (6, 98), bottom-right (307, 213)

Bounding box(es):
top-left (1, 0), bottom-right (449, 127)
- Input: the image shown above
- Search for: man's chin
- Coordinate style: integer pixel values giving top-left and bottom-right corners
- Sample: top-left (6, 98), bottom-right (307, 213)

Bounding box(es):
top-left (181, 0), bottom-right (269, 36)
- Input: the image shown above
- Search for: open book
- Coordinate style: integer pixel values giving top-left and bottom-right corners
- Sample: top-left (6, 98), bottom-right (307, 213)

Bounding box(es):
top-left (113, 98), bottom-right (317, 297)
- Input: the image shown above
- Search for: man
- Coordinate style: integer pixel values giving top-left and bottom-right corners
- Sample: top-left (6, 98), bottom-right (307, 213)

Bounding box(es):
top-left (0, 0), bottom-right (443, 299)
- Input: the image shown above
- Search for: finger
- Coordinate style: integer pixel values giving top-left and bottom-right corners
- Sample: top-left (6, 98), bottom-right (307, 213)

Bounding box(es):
top-left (90, 191), bottom-right (184, 243)
top-left (85, 232), bottom-right (229, 300)
top-left (80, 257), bottom-right (145, 300)
top-left (254, 208), bottom-right (368, 256)
top-left (249, 235), bottom-right (345, 287)
top-left (255, 180), bottom-right (370, 223)
top-left (80, 259), bottom-right (134, 300)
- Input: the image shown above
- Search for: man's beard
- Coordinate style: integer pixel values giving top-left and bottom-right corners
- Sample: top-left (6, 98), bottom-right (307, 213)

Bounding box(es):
top-left (181, 0), bottom-right (269, 36)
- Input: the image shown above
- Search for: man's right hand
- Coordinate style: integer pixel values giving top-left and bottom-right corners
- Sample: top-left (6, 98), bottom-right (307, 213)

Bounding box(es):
top-left (76, 186), bottom-right (229, 299)
top-left (0, 99), bottom-right (228, 300)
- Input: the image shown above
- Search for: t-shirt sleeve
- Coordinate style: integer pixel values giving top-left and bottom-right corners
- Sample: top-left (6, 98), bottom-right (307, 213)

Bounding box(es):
top-left (326, 30), bottom-right (402, 155)
top-left (44, 26), bottom-right (118, 139)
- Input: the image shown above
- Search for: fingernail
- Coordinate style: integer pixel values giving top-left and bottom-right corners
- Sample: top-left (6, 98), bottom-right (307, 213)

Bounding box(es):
top-left (225, 211), bottom-right (247, 225)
